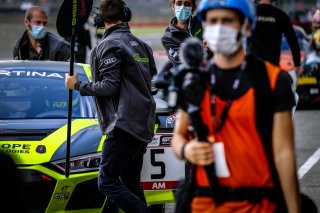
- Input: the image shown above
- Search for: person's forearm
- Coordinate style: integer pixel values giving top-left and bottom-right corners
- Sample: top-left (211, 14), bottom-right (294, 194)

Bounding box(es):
top-left (172, 133), bottom-right (188, 159)
top-left (274, 149), bottom-right (301, 213)
top-left (79, 81), bottom-right (119, 97)
top-left (286, 30), bottom-right (301, 67)
top-left (172, 110), bottom-right (189, 159)
top-left (273, 112), bottom-right (301, 213)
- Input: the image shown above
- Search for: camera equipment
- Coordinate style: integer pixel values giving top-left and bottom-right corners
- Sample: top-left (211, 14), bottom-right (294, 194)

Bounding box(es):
top-left (155, 37), bottom-right (209, 109)
top-left (156, 37), bottom-right (219, 200)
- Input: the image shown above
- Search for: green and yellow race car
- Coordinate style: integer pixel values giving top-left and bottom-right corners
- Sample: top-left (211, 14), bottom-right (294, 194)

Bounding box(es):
top-left (0, 61), bottom-right (185, 212)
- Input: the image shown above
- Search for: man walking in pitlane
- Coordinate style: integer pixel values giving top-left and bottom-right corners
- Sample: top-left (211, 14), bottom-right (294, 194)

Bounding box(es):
top-left (248, 0), bottom-right (303, 76)
top-left (65, 0), bottom-right (157, 212)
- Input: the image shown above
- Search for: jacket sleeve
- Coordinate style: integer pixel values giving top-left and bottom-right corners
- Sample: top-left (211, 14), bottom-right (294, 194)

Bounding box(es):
top-left (12, 40), bottom-right (19, 60)
top-left (79, 40), bottom-right (122, 97)
top-left (161, 34), bottom-right (181, 67)
top-left (145, 45), bottom-right (157, 78)
top-left (282, 12), bottom-right (301, 67)
top-left (55, 42), bottom-right (71, 62)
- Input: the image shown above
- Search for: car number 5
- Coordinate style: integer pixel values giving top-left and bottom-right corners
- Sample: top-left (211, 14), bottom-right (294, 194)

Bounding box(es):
top-left (150, 149), bottom-right (165, 179)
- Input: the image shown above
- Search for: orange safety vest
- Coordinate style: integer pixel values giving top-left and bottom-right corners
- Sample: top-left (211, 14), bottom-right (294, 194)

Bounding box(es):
top-left (192, 61), bottom-right (283, 213)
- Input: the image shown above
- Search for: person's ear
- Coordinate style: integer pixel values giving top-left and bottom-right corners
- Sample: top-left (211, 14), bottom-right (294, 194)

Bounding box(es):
top-left (241, 19), bottom-right (252, 37)
top-left (192, 3), bottom-right (197, 13)
top-left (24, 18), bottom-right (31, 30)
top-left (172, 4), bottom-right (175, 11)
top-left (246, 22), bottom-right (251, 32)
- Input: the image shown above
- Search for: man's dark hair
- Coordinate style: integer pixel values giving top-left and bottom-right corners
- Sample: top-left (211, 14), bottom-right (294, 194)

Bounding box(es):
top-left (99, 0), bottom-right (126, 24)
top-left (169, 0), bottom-right (197, 12)
top-left (25, 6), bottom-right (47, 21)
top-left (169, 0), bottom-right (196, 7)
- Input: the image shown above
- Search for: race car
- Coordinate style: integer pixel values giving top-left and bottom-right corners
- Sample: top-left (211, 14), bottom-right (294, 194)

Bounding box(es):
top-left (297, 54), bottom-right (320, 106)
top-left (0, 60), bottom-right (185, 212)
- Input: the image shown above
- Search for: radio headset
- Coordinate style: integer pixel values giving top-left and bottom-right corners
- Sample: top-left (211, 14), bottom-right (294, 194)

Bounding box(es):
top-left (93, 1), bottom-right (132, 28)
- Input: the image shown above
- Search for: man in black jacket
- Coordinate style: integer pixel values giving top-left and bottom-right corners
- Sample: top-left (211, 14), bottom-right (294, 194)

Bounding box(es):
top-left (248, 0), bottom-right (303, 75)
top-left (13, 6), bottom-right (70, 61)
top-left (161, 0), bottom-right (203, 67)
top-left (65, 0), bottom-right (157, 212)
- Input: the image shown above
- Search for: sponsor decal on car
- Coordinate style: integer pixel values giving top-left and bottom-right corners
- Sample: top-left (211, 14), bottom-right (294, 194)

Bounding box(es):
top-left (0, 70), bottom-right (64, 79)
top-left (54, 186), bottom-right (71, 200)
top-left (0, 143), bottom-right (30, 154)
top-left (166, 114), bottom-right (176, 128)
top-left (160, 136), bottom-right (172, 146)
top-left (54, 192), bottom-right (70, 200)
top-left (36, 145), bottom-right (46, 154)
top-left (149, 135), bottom-right (160, 147)
top-left (143, 181), bottom-right (178, 190)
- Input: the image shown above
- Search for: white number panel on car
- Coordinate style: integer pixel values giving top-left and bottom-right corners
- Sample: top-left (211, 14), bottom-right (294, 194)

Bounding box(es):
top-left (141, 134), bottom-right (185, 190)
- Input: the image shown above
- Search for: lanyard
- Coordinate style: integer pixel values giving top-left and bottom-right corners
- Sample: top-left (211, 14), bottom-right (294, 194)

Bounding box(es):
top-left (212, 60), bottom-right (247, 132)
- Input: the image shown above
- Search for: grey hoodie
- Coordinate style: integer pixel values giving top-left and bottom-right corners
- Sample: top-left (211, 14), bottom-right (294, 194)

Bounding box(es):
top-left (161, 16), bottom-right (203, 67)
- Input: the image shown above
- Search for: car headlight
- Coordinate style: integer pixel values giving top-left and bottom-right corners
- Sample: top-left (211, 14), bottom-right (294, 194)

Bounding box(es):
top-left (51, 153), bottom-right (102, 174)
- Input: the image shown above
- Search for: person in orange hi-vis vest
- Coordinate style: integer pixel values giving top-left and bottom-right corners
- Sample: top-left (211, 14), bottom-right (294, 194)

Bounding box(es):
top-left (171, 0), bottom-right (301, 212)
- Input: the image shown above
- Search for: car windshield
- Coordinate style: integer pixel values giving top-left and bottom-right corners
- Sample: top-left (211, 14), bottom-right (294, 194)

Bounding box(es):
top-left (0, 69), bottom-right (95, 119)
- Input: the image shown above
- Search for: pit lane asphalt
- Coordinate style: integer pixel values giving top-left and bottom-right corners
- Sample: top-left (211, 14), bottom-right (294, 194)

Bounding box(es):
top-left (294, 109), bottom-right (320, 210)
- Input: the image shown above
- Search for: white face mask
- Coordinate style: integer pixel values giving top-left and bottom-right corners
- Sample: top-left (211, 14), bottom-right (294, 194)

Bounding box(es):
top-left (203, 24), bottom-right (242, 56)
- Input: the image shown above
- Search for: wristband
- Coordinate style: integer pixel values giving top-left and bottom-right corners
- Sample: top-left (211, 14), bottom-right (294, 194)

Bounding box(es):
top-left (74, 80), bottom-right (81, 90)
top-left (180, 143), bottom-right (187, 160)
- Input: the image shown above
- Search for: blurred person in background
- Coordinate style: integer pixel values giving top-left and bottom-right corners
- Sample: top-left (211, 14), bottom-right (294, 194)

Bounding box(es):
top-left (248, 0), bottom-right (303, 76)
top-left (161, 0), bottom-right (203, 68)
top-left (13, 6), bottom-right (70, 61)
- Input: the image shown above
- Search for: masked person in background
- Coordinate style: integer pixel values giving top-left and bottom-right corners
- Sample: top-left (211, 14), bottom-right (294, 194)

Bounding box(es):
top-left (171, 0), bottom-right (301, 212)
top-left (161, 0), bottom-right (204, 68)
top-left (247, 0), bottom-right (302, 76)
top-left (13, 6), bottom-right (70, 61)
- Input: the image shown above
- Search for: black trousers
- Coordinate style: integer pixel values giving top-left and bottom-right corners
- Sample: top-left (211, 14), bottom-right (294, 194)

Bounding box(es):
top-left (98, 127), bottom-right (149, 213)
